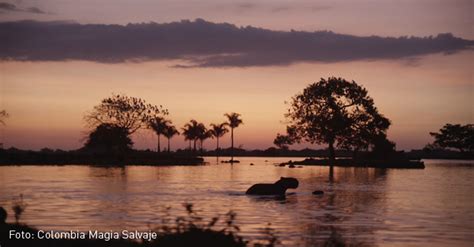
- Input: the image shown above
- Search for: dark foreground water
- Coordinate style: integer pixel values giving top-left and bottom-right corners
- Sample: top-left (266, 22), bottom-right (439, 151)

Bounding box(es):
top-left (0, 157), bottom-right (473, 246)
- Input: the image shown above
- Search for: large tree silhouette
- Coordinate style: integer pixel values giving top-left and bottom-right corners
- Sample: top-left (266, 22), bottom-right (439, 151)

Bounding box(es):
top-left (225, 112), bottom-right (243, 161)
top-left (148, 116), bottom-right (171, 153)
top-left (162, 124), bottom-right (179, 152)
top-left (284, 77), bottom-right (390, 163)
top-left (85, 94), bottom-right (167, 134)
top-left (429, 123), bottom-right (473, 153)
top-left (210, 123), bottom-right (229, 156)
top-left (84, 123), bottom-right (133, 153)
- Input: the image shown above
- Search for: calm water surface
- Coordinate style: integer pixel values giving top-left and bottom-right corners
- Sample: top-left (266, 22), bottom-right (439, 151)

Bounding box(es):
top-left (0, 157), bottom-right (473, 246)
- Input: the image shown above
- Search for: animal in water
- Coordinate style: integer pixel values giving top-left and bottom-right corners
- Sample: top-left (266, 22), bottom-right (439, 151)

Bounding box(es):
top-left (289, 164), bottom-right (296, 168)
top-left (246, 177), bottom-right (299, 195)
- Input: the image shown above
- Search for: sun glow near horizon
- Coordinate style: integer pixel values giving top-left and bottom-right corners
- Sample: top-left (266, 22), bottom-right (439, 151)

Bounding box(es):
top-left (1, 49), bottom-right (473, 151)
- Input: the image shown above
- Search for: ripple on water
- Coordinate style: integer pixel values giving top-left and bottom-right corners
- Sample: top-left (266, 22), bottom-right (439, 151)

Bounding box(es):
top-left (0, 158), bottom-right (473, 246)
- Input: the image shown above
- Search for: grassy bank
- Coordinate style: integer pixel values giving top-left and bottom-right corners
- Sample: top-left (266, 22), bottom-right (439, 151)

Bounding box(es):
top-left (0, 203), bottom-right (278, 247)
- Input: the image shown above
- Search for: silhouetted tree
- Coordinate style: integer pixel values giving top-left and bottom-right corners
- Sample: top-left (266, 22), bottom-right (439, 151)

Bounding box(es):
top-left (182, 124), bottom-right (194, 151)
top-left (163, 124), bottom-right (179, 152)
top-left (225, 113), bottom-right (243, 161)
top-left (0, 110), bottom-right (8, 125)
top-left (369, 133), bottom-right (397, 159)
top-left (198, 128), bottom-right (212, 154)
top-left (210, 123), bottom-right (229, 156)
top-left (149, 116), bottom-right (171, 153)
top-left (85, 94), bottom-right (167, 134)
top-left (429, 123), bottom-right (474, 153)
top-left (273, 134), bottom-right (291, 150)
top-left (285, 77), bottom-right (390, 164)
top-left (274, 126), bottom-right (297, 150)
top-left (182, 120), bottom-right (206, 152)
top-left (423, 143), bottom-right (443, 152)
top-left (339, 111), bottom-right (391, 159)
top-left (84, 123), bottom-right (133, 153)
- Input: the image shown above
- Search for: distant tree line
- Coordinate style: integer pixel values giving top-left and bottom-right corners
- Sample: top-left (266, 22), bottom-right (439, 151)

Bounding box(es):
top-left (1, 77), bottom-right (472, 162)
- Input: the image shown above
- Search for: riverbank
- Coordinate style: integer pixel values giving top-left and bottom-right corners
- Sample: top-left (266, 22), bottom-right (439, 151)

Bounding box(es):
top-left (0, 148), bottom-right (204, 166)
top-left (280, 158), bottom-right (425, 169)
top-left (200, 148), bottom-right (473, 160)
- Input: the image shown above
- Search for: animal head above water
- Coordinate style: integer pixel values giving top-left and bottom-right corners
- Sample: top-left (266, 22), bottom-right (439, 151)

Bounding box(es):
top-left (277, 177), bottom-right (299, 189)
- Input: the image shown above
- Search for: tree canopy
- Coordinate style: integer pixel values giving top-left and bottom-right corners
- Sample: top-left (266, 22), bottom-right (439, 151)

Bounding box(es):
top-left (163, 124), bottom-right (179, 140)
top-left (273, 134), bottom-right (292, 150)
top-left (429, 124), bottom-right (473, 153)
top-left (210, 123), bottom-right (229, 139)
top-left (84, 123), bottom-right (133, 153)
top-left (148, 116), bottom-right (171, 152)
top-left (85, 94), bottom-right (168, 134)
top-left (182, 119), bottom-right (207, 152)
top-left (283, 77), bottom-right (391, 162)
top-left (225, 112), bottom-right (243, 128)
top-left (210, 123), bottom-right (229, 153)
top-left (162, 124), bottom-right (179, 152)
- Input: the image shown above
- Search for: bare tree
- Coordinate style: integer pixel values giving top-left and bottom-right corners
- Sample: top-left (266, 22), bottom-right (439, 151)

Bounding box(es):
top-left (85, 94), bottom-right (167, 135)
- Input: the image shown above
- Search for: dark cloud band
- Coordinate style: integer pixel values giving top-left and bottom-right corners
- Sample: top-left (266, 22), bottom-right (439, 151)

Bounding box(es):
top-left (0, 2), bottom-right (47, 14)
top-left (1, 19), bottom-right (472, 67)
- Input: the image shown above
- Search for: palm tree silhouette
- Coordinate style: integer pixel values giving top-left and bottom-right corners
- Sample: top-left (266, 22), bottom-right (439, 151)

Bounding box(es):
top-left (163, 124), bottom-right (179, 152)
top-left (181, 125), bottom-right (194, 151)
top-left (210, 123), bottom-right (229, 157)
top-left (148, 116), bottom-right (171, 153)
top-left (224, 112), bottom-right (243, 162)
top-left (197, 128), bottom-right (212, 154)
top-left (182, 120), bottom-right (206, 153)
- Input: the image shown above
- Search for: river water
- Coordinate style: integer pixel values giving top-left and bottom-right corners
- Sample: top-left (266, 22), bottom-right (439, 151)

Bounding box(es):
top-left (0, 157), bottom-right (472, 246)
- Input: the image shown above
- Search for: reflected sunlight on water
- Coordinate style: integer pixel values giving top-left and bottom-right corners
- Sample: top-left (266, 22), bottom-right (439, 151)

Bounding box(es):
top-left (0, 158), bottom-right (473, 246)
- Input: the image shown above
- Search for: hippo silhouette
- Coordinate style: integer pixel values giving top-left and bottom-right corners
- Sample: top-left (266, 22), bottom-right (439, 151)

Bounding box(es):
top-left (246, 177), bottom-right (299, 195)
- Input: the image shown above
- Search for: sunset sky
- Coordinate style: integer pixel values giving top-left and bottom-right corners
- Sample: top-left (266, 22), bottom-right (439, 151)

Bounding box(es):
top-left (0, 0), bottom-right (473, 151)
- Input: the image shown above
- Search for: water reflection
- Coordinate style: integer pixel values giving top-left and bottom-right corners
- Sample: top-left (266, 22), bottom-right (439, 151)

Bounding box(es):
top-left (0, 158), bottom-right (472, 246)
top-left (293, 165), bottom-right (388, 246)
